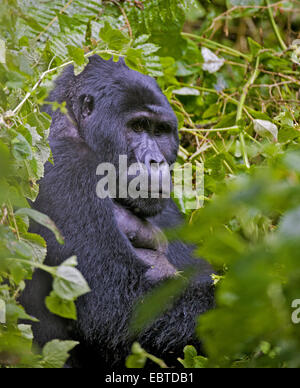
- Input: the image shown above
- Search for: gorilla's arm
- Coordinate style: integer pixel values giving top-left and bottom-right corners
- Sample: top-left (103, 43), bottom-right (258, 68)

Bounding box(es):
top-left (114, 202), bottom-right (212, 283)
top-left (113, 202), bottom-right (167, 253)
top-left (113, 203), bottom-right (176, 282)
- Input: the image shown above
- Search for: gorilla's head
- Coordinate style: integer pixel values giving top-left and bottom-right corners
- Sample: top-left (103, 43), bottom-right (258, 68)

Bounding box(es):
top-left (47, 55), bottom-right (179, 217)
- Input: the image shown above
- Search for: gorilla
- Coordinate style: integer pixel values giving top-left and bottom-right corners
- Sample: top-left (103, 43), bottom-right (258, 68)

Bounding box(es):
top-left (21, 56), bottom-right (214, 368)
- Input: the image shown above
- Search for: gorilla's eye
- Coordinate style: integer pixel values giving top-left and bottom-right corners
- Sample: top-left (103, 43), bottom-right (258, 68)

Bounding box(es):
top-left (154, 123), bottom-right (172, 137)
top-left (80, 95), bottom-right (95, 119)
top-left (131, 118), bottom-right (150, 134)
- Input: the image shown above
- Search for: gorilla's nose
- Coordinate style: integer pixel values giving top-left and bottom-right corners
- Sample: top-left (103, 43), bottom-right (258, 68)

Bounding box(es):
top-left (144, 153), bottom-right (166, 173)
top-left (147, 160), bottom-right (171, 196)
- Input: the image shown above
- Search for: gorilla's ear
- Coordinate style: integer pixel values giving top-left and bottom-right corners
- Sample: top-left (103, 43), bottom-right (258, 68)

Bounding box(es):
top-left (79, 95), bottom-right (94, 119)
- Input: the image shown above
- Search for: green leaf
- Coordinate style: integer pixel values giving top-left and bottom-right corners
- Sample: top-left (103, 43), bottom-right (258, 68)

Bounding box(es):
top-left (53, 265), bottom-right (90, 301)
top-left (61, 256), bottom-right (78, 267)
top-left (20, 233), bottom-right (47, 265)
top-left (16, 208), bottom-right (64, 245)
top-left (128, 0), bottom-right (187, 58)
top-left (67, 46), bottom-right (85, 66)
top-left (248, 37), bottom-right (262, 58)
top-left (42, 340), bottom-right (79, 368)
top-left (178, 345), bottom-right (209, 368)
top-left (126, 343), bottom-right (147, 368)
top-left (5, 303), bottom-right (38, 323)
top-left (134, 34), bottom-right (150, 46)
top-left (203, 103), bottom-right (220, 119)
top-left (99, 22), bottom-right (130, 51)
top-left (11, 132), bottom-right (32, 161)
top-left (18, 324), bottom-right (33, 341)
top-left (135, 43), bottom-right (160, 56)
top-left (45, 292), bottom-right (77, 320)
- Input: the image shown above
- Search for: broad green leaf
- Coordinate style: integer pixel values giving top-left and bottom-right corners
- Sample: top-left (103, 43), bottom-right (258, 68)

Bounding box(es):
top-left (178, 346), bottom-right (208, 368)
top-left (53, 265), bottom-right (90, 301)
top-left (99, 22), bottom-right (130, 51)
top-left (248, 37), bottom-right (262, 57)
top-left (11, 132), bottom-right (32, 161)
top-left (18, 324), bottom-right (33, 341)
top-left (67, 46), bottom-right (85, 66)
top-left (45, 291), bottom-right (77, 320)
top-left (126, 343), bottom-right (147, 369)
top-left (61, 256), bottom-right (78, 267)
top-left (5, 303), bottom-right (38, 323)
top-left (16, 208), bottom-right (64, 245)
top-left (42, 340), bottom-right (79, 368)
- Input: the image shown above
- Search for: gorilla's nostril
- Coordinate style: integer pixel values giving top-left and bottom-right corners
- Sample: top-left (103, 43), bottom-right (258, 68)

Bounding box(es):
top-left (143, 147), bottom-right (166, 169)
top-left (146, 156), bottom-right (165, 168)
top-left (150, 159), bottom-right (163, 167)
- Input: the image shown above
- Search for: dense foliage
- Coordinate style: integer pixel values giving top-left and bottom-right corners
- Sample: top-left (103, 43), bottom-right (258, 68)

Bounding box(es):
top-left (0, 0), bottom-right (300, 368)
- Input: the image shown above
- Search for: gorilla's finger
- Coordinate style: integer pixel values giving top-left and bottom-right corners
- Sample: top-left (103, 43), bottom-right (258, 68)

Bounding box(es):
top-left (134, 248), bottom-right (176, 282)
top-left (114, 203), bottom-right (168, 253)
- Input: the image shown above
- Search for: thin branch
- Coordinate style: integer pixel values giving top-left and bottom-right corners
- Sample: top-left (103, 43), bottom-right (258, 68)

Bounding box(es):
top-left (265, 0), bottom-right (287, 51)
top-left (181, 126), bottom-right (239, 133)
top-left (204, 1), bottom-right (298, 34)
top-left (182, 32), bottom-right (251, 61)
top-left (0, 207), bottom-right (8, 225)
top-left (35, 0), bottom-right (75, 42)
top-left (251, 81), bottom-right (294, 88)
top-left (259, 69), bottom-right (300, 86)
top-left (110, 0), bottom-right (133, 39)
top-left (236, 56), bottom-right (261, 169)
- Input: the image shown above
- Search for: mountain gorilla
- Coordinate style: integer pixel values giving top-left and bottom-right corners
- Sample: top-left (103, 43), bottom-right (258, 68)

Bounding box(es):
top-left (21, 56), bottom-right (214, 368)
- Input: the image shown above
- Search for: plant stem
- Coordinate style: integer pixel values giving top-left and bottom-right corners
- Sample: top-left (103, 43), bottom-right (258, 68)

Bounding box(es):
top-left (7, 201), bottom-right (20, 240)
top-left (145, 352), bottom-right (168, 369)
top-left (178, 83), bottom-right (252, 115)
top-left (182, 32), bottom-right (251, 61)
top-left (265, 0), bottom-right (287, 51)
top-left (181, 126), bottom-right (239, 133)
top-left (236, 56), bottom-right (261, 169)
top-left (7, 258), bottom-right (57, 276)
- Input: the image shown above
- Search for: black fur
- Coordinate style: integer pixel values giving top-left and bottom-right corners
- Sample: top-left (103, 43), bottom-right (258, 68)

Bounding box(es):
top-left (20, 56), bottom-right (214, 368)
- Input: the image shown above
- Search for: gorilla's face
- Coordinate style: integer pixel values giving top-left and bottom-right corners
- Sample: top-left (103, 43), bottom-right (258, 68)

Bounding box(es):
top-left (77, 57), bottom-right (179, 217)
top-left (121, 107), bottom-right (178, 217)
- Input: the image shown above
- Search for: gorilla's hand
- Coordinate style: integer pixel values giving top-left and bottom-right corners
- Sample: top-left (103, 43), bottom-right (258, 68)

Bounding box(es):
top-left (113, 203), bottom-right (176, 282)
top-left (133, 248), bottom-right (176, 282)
top-left (113, 202), bottom-right (168, 253)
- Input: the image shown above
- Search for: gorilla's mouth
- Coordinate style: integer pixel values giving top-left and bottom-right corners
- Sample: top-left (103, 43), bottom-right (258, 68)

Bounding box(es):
top-left (129, 184), bottom-right (171, 200)
top-left (118, 196), bottom-right (168, 218)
